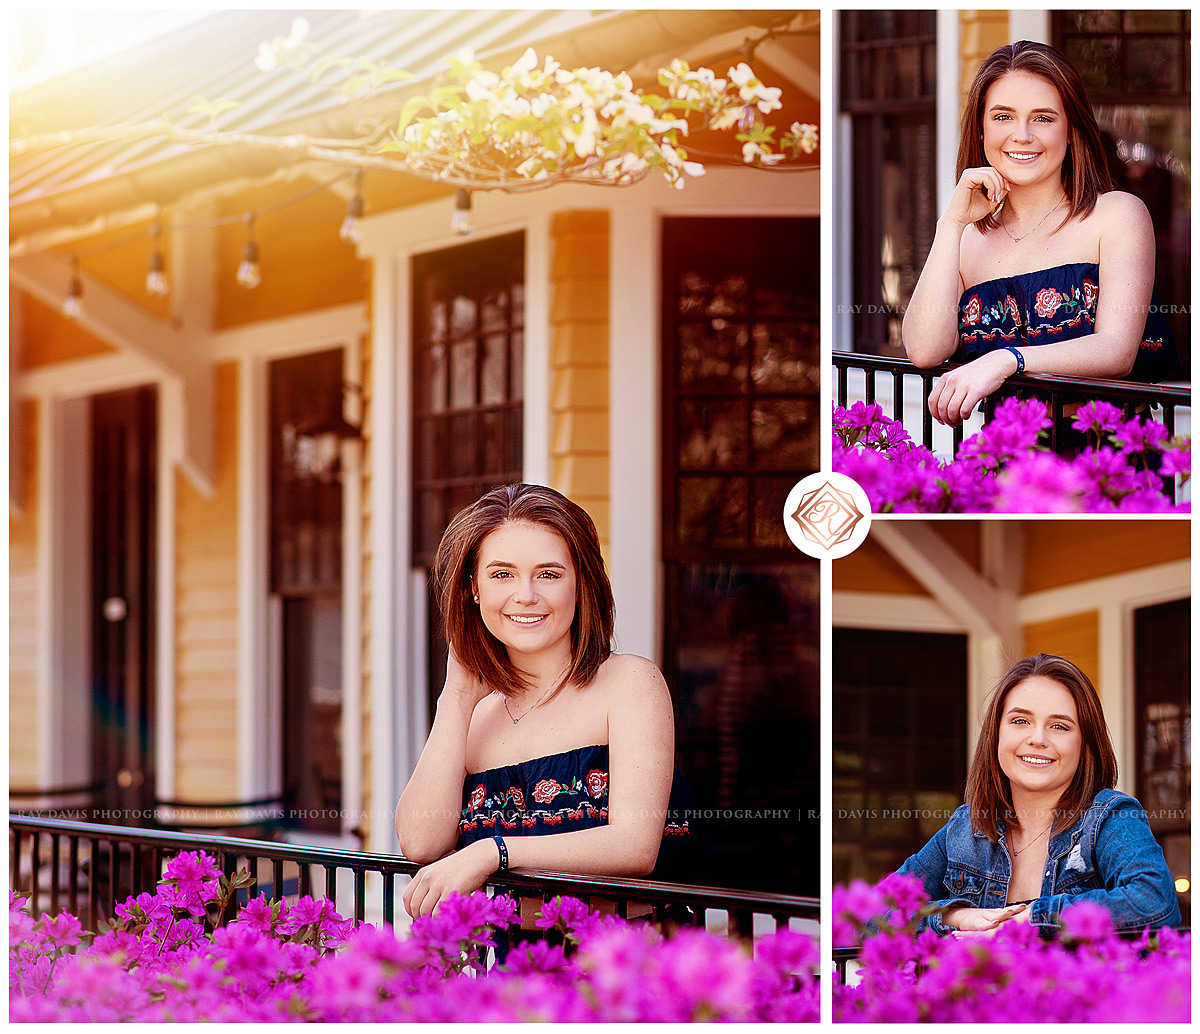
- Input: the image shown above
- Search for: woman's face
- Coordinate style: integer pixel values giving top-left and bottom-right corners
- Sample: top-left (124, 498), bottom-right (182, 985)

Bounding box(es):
top-left (997, 676), bottom-right (1084, 802)
top-left (981, 70), bottom-right (1069, 189)
top-left (472, 520), bottom-right (577, 667)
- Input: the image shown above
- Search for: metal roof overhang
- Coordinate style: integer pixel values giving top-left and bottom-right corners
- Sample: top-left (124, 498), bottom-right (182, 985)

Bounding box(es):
top-left (10, 9), bottom-right (810, 248)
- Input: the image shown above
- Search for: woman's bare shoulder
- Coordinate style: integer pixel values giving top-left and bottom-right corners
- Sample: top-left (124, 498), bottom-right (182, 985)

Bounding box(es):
top-left (1093, 189), bottom-right (1151, 225)
top-left (598, 653), bottom-right (669, 702)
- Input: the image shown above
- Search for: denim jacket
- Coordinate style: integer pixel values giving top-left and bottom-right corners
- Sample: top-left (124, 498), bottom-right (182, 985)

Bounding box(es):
top-left (895, 789), bottom-right (1180, 935)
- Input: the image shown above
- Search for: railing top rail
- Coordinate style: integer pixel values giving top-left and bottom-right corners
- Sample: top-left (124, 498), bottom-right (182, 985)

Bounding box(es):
top-left (831, 351), bottom-right (1191, 403)
top-left (8, 815), bottom-right (819, 917)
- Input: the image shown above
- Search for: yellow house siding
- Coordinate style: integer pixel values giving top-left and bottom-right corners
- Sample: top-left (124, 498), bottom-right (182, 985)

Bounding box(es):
top-left (1022, 610), bottom-right (1100, 678)
top-left (548, 210), bottom-right (610, 554)
top-left (1023, 521), bottom-right (1190, 594)
top-left (959, 11), bottom-right (1012, 98)
top-left (174, 361), bottom-right (240, 800)
top-left (9, 398), bottom-right (41, 784)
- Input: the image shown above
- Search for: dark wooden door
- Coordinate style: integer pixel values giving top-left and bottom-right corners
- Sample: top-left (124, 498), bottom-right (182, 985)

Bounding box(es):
top-left (90, 386), bottom-right (157, 822)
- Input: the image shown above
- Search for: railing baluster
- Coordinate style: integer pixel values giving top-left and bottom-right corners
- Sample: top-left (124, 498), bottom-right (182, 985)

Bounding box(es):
top-left (273, 859), bottom-right (284, 903)
top-left (50, 833), bottom-right (61, 914)
top-left (89, 837), bottom-right (100, 928)
top-left (921, 374), bottom-right (934, 449)
top-left (12, 828), bottom-right (24, 899)
top-left (383, 873), bottom-right (395, 928)
top-left (300, 864), bottom-right (312, 899)
top-left (893, 371), bottom-right (905, 423)
top-left (109, 838), bottom-right (120, 918)
top-left (354, 869), bottom-right (366, 923)
top-left (866, 369), bottom-right (876, 405)
top-left (69, 836), bottom-right (80, 916)
top-left (31, 832), bottom-right (41, 915)
top-left (325, 864), bottom-right (337, 907)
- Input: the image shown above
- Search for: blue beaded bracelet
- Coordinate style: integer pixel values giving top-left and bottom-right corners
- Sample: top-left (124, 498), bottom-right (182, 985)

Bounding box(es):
top-left (492, 834), bottom-right (509, 872)
top-left (1003, 345), bottom-right (1025, 375)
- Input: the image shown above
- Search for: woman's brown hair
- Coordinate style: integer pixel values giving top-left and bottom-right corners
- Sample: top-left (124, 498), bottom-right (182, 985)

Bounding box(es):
top-left (433, 483), bottom-right (614, 699)
top-left (956, 40), bottom-right (1112, 234)
top-left (964, 654), bottom-right (1118, 840)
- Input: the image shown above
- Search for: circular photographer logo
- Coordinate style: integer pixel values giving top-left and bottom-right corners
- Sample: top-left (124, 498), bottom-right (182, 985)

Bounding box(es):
top-left (783, 472), bottom-right (872, 560)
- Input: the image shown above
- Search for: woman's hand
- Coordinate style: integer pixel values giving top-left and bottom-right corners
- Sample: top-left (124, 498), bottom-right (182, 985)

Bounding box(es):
top-left (402, 838), bottom-right (500, 918)
top-left (944, 167), bottom-right (1010, 228)
top-left (943, 902), bottom-right (1028, 934)
top-left (441, 644), bottom-right (491, 709)
top-left (927, 350), bottom-right (1019, 426)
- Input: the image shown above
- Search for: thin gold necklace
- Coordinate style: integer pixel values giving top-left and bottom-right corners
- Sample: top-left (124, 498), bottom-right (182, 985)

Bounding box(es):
top-left (1001, 193), bottom-right (1065, 243)
top-left (1011, 820), bottom-right (1054, 856)
top-left (498, 685), bottom-right (553, 724)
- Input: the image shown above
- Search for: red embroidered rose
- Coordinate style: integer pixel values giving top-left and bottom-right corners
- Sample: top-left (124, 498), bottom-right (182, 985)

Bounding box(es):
top-left (963, 295), bottom-right (983, 325)
top-left (586, 770), bottom-right (608, 798)
top-left (1082, 279), bottom-right (1098, 310)
top-left (1034, 287), bottom-right (1062, 319)
top-left (531, 778), bottom-right (561, 804)
top-left (508, 787), bottom-right (525, 811)
top-left (467, 784), bottom-right (487, 811)
top-left (1006, 295), bottom-right (1021, 326)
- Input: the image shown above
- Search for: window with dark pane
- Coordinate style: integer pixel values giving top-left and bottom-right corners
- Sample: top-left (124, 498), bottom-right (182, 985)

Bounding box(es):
top-left (840, 10), bottom-right (938, 356)
top-left (1134, 596), bottom-right (1189, 926)
top-left (412, 232), bottom-right (524, 724)
top-left (1053, 11), bottom-right (1191, 375)
top-left (832, 628), bottom-right (968, 887)
top-left (268, 348), bottom-right (347, 833)
top-left (661, 217), bottom-right (819, 893)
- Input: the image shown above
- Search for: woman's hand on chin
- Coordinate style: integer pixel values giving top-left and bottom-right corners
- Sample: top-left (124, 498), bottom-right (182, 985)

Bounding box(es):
top-left (402, 838), bottom-right (500, 918)
top-left (944, 902), bottom-right (1029, 935)
top-left (944, 167), bottom-right (1011, 228)
top-left (927, 350), bottom-right (1019, 426)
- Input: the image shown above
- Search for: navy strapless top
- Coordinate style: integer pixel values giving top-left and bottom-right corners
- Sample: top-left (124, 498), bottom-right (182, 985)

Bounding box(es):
top-left (957, 262), bottom-right (1178, 382)
top-left (457, 744), bottom-right (694, 876)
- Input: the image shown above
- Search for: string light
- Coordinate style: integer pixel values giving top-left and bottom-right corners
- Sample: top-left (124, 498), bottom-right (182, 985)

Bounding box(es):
top-left (451, 188), bottom-right (473, 235)
top-left (62, 255), bottom-right (83, 319)
top-left (44, 170), bottom-right (477, 299)
top-left (339, 169), bottom-right (364, 244)
top-left (145, 221), bottom-right (169, 297)
top-left (236, 214), bottom-right (261, 289)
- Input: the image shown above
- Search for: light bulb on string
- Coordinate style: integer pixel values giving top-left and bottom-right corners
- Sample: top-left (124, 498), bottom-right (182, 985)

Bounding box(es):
top-left (63, 255), bottom-right (83, 319)
top-left (236, 214), bottom-right (261, 289)
top-left (451, 188), bottom-right (473, 235)
top-left (145, 222), bottom-right (169, 297)
top-left (340, 170), bottom-right (364, 244)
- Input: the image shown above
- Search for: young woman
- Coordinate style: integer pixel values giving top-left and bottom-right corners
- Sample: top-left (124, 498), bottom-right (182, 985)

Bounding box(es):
top-left (395, 484), bottom-right (690, 918)
top-left (895, 654), bottom-right (1180, 935)
top-left (903, 41), bottom-right (1177, 427)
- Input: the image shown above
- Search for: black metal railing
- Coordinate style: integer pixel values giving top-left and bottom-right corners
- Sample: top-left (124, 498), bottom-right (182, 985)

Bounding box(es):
top-left (9, 816), bottom-right (818, 948)
top-left (833, 350), bottom-right (1191, 468)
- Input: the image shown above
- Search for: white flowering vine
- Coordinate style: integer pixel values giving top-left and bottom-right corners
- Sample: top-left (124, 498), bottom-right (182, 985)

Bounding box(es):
top-left (11, 16), bottom-right (819, 195)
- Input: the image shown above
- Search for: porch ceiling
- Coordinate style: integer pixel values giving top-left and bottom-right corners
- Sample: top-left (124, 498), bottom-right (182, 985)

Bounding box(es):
top-left (10, 9), bottom-right (815, 250)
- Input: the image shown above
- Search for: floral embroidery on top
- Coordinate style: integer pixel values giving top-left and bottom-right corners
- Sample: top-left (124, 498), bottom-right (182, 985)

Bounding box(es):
top-left (963, 295), bottom-right (983, 325)
top-left (1034, 286), bottom-right (1062, 319)
top-left (1082, 279), bottom-right (1097, 310)
top-left (531, 779), bottom-right (561, 804)
top-left (456, 744), bottom-right (693, 857)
